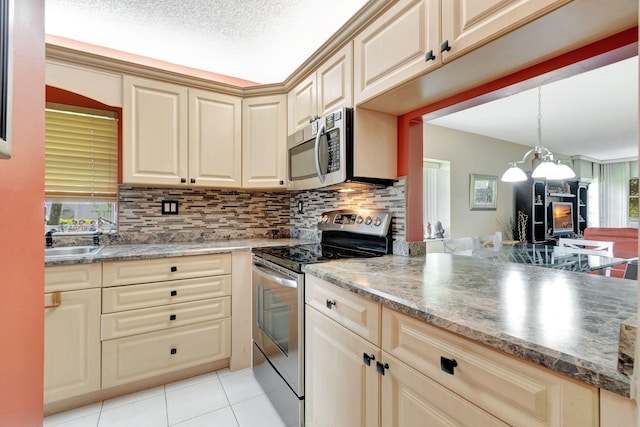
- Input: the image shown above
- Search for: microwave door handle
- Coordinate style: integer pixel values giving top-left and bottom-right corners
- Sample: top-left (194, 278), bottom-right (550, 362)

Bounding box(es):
top-left (314, 123), bottom-right (326, 183)
top-left (253, 264), bottom-right (298, 289)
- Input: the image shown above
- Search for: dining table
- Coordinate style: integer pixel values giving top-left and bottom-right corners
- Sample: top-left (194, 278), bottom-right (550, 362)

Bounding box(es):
top-left (488, 243), bottom-right (628, 274)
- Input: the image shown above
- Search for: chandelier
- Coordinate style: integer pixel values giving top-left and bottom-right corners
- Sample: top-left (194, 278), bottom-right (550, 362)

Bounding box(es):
top-left (501, 87), bottom-right (576, 182)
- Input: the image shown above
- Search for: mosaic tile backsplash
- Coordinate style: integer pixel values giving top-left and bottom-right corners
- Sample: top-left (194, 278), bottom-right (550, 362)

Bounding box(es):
top-left (111, 186), bottom-right (291, 244)
top-left (55, 179), bottom-right (423, 255)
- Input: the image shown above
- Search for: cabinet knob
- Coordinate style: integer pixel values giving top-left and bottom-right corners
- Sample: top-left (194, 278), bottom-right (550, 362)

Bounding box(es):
top-left (190, 178), bottom-right (196, 184)
top-left (170, 290), bottom-right (177, 297)
top-left (440, 356), bottom-right (458, 375)
top-left (326, 299), bottom-right (336, 310)
top-left (170, 314), bottom-right (177, 321)
top-left (180, 178), bottom-right (187, 183)
top-left (279, 180), bottom-right (284, 186)
top-left (171, 266), bottom-right (177, 272)
top-left (376, 361), bottom-right (389, 375)
top-left (363, 353), bottom-right (376, 366)
top-left (440, 40), bottom-right (451, 53)
top-left (170, 348), bottom-right (177, 355)
top-left (425, 50), bottom-right (436, 62)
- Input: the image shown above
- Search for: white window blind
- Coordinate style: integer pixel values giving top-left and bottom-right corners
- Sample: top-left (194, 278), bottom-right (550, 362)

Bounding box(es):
top-left (45, 102), bottom-right (118, 199)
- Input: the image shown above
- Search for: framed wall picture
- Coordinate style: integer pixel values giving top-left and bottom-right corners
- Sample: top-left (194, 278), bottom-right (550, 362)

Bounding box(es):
top-left (0, 0), bottom-right (12, 159)
top-left (470, 174), bottom-right (498, 210)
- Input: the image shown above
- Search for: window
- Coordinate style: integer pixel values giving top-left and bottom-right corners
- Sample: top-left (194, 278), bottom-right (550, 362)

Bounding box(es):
top-left (45, 100), bottom-right (119, 233)
top-left (630, 178), bottom-right (638, 221)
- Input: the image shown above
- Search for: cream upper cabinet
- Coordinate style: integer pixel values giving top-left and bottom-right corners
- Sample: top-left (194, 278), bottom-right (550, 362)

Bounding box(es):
top-left (242, 94), bottom-right (287, 188)
top-left (354, 0), bottom-right (441, 105)
top-left (440, 0), bottom-right (572, 63)
top-left (188, 88), bottom-right (242, 187)
top-left (288, 43), bottom-right (353, 134)
top-left (123, 76), bottom-right (188, 186)
top-left (123, 76), bottom-right (242, 188)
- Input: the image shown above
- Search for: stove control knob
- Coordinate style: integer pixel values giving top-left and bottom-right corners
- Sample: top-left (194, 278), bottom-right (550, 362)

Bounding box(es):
top-left (318, 215), bottom-right (329, 224)
top-left (365, 216), bottom-right (373, 225)
top-left (374, 217), bottom-right (382, 227)
top-left (356, 216), bottom-right (364, 224)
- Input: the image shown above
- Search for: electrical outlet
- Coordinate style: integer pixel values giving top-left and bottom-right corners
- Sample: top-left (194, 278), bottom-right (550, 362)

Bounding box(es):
top-left (161, 200), bottom-right (179, 215)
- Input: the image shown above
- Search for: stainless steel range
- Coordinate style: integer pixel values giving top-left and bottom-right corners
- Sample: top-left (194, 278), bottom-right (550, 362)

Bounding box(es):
top-left (251, 209), bottom-right (393, 426)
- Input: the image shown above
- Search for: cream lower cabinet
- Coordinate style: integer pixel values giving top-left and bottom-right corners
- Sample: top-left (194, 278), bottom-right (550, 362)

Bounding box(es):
top-left (44, 264), bottom-right (102, 404)
top-left (101, 253), bottom-right (232, 388)
top-left (123, 75), bottom-right (242, 187)
top-left (305, 275), bottom-right (599, 427)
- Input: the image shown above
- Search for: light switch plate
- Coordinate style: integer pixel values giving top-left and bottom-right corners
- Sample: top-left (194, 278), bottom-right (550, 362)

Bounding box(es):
top-left (161, 200), bottom-right (179, 215)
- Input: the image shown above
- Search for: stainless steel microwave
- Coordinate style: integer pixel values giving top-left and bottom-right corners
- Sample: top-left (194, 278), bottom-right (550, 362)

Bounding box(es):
top-left (287, 108), bottom-right (395, 191)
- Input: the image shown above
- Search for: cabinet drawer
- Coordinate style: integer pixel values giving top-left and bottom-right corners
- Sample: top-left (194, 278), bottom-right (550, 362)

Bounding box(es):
top-left (102, 275), bottom-right (231, 313)
top-left (382, 308), bottom-right (598, 427)
top-left (102, 296), bottom-right (230, 340)
top-left (102, 253), bottom-right (231, 286)
top-left (102, 319), bottom-right (230, 388)
top-left (45, 263), bottom-right (102, 292)
top-left (305, 275), bottom-right (380, 345)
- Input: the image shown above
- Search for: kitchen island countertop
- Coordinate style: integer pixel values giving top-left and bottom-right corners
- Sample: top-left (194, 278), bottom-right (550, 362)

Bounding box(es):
top-left (304, 252), bottom-right (637, 397)
top-left (45, 238), bottom-right (313, 266)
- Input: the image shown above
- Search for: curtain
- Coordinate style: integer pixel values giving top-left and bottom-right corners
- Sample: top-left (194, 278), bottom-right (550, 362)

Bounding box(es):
top-left (600, 162), bottom-right (630, 227)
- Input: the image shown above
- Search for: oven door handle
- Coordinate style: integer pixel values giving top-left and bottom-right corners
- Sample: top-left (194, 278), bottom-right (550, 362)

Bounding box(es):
top-left (253, 264), bottom-right (298, 289)
top-left (314, 122), bottom-right (326, 184)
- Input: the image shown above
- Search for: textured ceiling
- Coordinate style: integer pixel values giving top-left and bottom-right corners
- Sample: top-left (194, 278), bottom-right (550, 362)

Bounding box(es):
top-left (427, 56), bottom-right (638, 162)
top-left (45, 0), bottom-right (368, 83)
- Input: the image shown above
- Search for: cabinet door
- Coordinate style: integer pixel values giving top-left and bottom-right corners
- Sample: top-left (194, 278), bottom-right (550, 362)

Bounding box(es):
top-left (381, 353), bottom-right (509, 427)
top-left (305, 306), bottom-right (380, 427)
top-left (354, 0), bottom-right (440, 105)
top-left (44, 289), bottom-right (101, 404)
top-left (317, 43), bottom-right (353, 117)
top-left (188, 88), bottom-right (242, 187)
top-left (242, 95), bottom-right (287, 188)
top-left (441, 0), bottom-right (571, 62)
top-left (123, 76), bottom-right (188, 186)
top-left (287, 73), bottom-right (316, 135)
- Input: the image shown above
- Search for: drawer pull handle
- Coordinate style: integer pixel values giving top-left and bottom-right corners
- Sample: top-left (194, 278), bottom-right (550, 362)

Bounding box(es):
top-left (170, 266), bottom-right (178, 272)
top-left (440, 356), bottom-right (458, 375)
top-left (170, 314), bottom-right (177, 321)
top-left (424, 50), bottom-right (436, 62)
top-left (170, 348), bottom-right (177, 355)
top-left (326, 299), bottom-right (336, 309)
top-left (376, 361), bottom-right (389, 375)
top-left (363, 353), bottom-right (375, 366)
top-left (44, 292), bottom-right (61, 309)
top-left (170, 290), bottom-right (177, 297)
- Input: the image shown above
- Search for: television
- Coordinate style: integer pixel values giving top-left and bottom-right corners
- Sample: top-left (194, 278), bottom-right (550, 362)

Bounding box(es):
top-left (551, 201), bottom-right (574, 235)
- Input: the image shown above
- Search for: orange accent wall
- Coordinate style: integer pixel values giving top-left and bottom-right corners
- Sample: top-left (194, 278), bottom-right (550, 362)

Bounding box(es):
top-left (397, 28), bottom-right (638, 242)
top-left (0, 0), bottom-right (45, 425)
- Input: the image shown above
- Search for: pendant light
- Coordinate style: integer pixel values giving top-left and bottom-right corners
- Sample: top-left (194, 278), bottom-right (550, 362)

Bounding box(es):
top-left (500, 87), bottom-right (576, 182)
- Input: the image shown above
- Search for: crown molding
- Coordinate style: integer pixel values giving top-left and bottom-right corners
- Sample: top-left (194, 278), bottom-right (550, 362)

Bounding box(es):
top-left (46, 0), bottom-right (396, 98)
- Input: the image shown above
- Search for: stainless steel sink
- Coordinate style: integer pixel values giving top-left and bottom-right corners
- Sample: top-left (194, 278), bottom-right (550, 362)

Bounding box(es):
top-left (45, 245), bottom-right (102, 258)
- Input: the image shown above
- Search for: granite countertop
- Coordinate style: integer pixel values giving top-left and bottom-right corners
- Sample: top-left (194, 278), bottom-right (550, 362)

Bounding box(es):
top-left (304, 252), bottom-right (637, 397)
top-left (44, 238), bottom-right (313, 266)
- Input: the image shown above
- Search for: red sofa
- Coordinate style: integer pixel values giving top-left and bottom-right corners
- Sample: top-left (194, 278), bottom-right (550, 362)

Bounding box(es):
top-left (583, 227), bottom-right (638, 278)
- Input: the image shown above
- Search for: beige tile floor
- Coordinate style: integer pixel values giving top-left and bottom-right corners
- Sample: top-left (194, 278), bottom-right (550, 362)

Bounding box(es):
top-left (43, 368), bottom-right (287, 427)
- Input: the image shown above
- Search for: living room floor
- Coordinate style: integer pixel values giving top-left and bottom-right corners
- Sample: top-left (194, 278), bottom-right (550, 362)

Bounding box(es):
top-left (43, 368), bottom-right (286, 427)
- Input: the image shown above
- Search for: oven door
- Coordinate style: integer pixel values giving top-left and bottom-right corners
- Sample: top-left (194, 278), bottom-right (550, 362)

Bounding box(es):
top-left (252, 258), bottom-right (304, 396)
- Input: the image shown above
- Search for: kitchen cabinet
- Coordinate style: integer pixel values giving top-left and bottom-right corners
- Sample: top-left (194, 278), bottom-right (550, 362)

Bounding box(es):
top-left (44, 264), bottom-right (102, 404)
top-left (123, 76), bottom-right (242, 187)
top-left (354, 0), bottom-right (570, 104)
top-left (305, 275), bottom-right (599, 427)
top-left (101, 253), bottom-right (232, 388)
top-left (242, 94), bottom-right (287, 188)
top-left (288, 43), bottom-right (353, 134)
